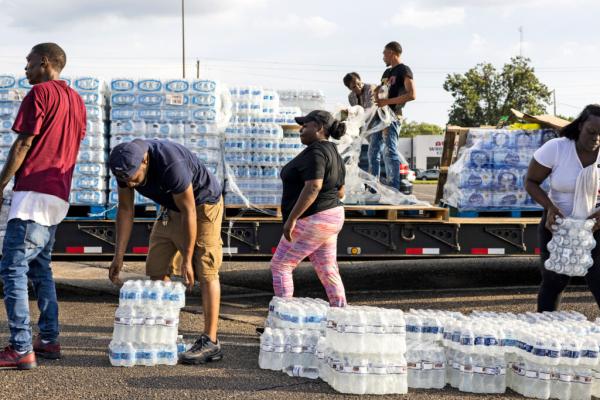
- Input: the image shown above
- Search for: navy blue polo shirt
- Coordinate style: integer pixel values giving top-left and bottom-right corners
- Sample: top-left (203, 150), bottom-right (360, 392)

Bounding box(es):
top-left (117, 139), bottom-right (222, 211)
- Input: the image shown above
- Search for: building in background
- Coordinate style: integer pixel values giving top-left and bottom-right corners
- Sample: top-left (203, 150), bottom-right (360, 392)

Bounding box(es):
top-left (398, 135), bottom-right (444, 170)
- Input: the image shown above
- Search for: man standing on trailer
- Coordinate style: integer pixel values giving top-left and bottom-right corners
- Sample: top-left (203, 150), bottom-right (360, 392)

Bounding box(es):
top-left (375, 41), bottom-right (416, 190)
top-left (107, 139), bottom-right (225, 365)
top-left (0, 43), bottom-right (86, 369)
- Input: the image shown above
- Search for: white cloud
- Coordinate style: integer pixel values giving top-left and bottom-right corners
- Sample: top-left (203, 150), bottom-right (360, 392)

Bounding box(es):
top-left (559, 41), bottom-right (598, 57)
top-left (390, 6), bottom-right (465, 29)
top-left (468, 33), bottom-right (487, 53)
top-left (305, 16), bottom-right (338, 37)
top-left (260, 14), bottom-right (338, 38)
top-left (3, 0), bottom-right (267, 30)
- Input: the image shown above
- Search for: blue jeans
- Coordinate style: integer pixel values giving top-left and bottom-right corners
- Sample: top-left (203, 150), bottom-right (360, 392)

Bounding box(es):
top-left (1, 219), bottom-right (58, 352)
top-left (368, 120), bottom-right (402, 189)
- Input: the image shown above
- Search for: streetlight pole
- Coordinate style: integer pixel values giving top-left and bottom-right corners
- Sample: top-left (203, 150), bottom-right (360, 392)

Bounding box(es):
top-left (181, 0), bottom-right (186, 79)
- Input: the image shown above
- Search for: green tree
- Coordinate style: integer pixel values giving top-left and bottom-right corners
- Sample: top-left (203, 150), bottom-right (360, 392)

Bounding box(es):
top-left (399, 121), bottom-right (444, 137)
top-left (443, 56), bottom-right (552, 126)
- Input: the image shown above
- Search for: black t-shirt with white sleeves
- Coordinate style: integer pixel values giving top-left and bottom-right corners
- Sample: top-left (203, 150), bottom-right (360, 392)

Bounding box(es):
top-left (280, 140), bottom-right (345, 224)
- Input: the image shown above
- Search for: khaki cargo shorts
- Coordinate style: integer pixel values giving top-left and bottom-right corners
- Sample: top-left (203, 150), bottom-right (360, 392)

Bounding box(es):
top-left (146, 197), bottom-right (223, 283)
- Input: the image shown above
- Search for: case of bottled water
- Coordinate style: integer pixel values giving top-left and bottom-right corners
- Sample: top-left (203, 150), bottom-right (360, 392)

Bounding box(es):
top-left (444, 127), bottom-right (554, 212)
top-left (259, 297), bottom-right (408, 395)
top-left (545, 217), bottom-right (596, 277)
top-left (109, 280), bottom-right (186, 367)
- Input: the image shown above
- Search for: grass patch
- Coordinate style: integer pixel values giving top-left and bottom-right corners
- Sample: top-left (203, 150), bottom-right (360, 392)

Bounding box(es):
top-left (414, 180), bottom-right (438, 184)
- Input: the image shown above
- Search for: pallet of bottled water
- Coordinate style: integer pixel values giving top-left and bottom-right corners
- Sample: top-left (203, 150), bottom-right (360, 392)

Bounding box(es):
top-left (443, 127), bottom-right (557, 211)
top-left (224, 86), bottom-right (304, 207)
top-left (108, 280), bottom-right (186, 367)
top-left (108, 78), bottom-right (228, 206)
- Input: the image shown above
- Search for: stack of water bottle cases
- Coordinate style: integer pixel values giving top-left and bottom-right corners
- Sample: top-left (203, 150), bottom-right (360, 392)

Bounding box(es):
top-left (223, 86), bottom-right (304, 206)
top-left (0, 75), bottom-right (23, 246)
top-left (444, 128), bottom-right (556, 211)
top-left (277, 89), bottom-right (326, 114)
top-left (68, 77), bottom-right (109, 207)
top-left (259, 297), bottom-right (600, 399)
top-left (0, 74), bottom-right (109, 209)
top-left (109, 78), bottom-right (224, 206)
top-left (109, 280), bottom-right (186, 367)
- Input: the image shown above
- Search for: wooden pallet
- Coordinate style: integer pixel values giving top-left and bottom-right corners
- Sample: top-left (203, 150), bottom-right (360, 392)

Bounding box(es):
top-left (434, 126), bottom-right (470, 205)
top-left (344, 205), bottom-right (449, 221)
top-left (225, 204), bottom-right (449, 222)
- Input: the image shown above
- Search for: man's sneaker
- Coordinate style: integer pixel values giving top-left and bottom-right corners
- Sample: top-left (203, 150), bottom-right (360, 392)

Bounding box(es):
top-left (179, 334), bottom-right (223, 365)
top-left (0, 346), bottom-right (37, 370)
top-left (33, 336), bottom-right (62, 360)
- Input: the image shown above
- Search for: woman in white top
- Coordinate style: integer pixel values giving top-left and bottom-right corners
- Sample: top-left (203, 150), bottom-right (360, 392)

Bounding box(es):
top-left (526, 104), bottom-right (600, 311)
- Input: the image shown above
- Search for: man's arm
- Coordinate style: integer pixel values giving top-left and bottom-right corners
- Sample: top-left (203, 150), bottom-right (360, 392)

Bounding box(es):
top-left (382, 77), bottom-right (416, 106)
top-left (172, 185), bottom-right (197, 289)
top-left (363, 85), bottom-right (376, 109)
top-left (109, 186), bottom-right (135, 285)
top-left (348, 93), bottom-right (357, 107)
top-left (0, 133), bottom-right (35, 189)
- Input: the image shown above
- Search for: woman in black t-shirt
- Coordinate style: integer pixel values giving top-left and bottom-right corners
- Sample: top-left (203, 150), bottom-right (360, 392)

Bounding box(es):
top-left (271, 110), bottom-right (348, 306)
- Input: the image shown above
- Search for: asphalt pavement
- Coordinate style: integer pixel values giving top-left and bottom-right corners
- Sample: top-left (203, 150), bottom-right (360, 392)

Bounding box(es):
top-left (411, 182), bottom-right (437, 204)
top-left (1, 258), bottom-right (599, 399)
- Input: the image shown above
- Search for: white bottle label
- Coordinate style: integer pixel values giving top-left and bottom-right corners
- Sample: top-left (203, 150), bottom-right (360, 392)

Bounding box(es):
top-left (292, 366), bottom-right (302, 377)
top-left (353, 366), bottom-right (368, 374)
top-left (473, 366), bottom-right (484, 374)
top-left (559, 373), bottom-right (573, 382)
top-left (422, 362), bottom-right (433, 370)
top-left (370, 366), bottom-right (388, 375)
top-left (525, 370), bottom-right (538, 379)
top-left (261, 344), bottom-right (274, 352)
top-left (538, 372), bottom-right (551, 381)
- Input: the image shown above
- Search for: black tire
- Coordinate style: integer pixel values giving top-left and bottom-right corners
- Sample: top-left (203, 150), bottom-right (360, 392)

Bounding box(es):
top-left (421, 177), bottom-right (427, 181)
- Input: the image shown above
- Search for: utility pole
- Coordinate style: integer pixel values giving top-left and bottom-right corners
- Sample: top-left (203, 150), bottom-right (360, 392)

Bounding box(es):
top-left (552, 89), bottom-right (557, 116)
top-left (519, 26), bottom-right (524, 57)
top-left (181, 0), bottom-right (186, 78)
top-left (196, 60), bottom-right (200, 79)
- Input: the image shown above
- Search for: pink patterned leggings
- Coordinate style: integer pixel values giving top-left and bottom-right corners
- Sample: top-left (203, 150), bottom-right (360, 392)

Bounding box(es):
top-left (271, 206), bottom-right (346, 307)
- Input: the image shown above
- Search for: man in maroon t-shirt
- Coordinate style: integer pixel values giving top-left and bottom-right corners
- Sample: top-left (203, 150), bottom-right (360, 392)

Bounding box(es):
top-left (0, 43), bottom-right (86, 369)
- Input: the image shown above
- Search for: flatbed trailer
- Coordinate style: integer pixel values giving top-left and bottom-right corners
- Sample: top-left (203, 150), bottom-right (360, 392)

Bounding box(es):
top-left (53, 124), bottom-right (551, 259)
top-left (52, 212), bottom-right (541, 259)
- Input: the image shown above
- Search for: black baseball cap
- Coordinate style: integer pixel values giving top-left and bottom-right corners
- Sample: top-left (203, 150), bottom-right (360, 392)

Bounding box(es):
top-left (109, 139), bottom-right (149, 180)
top-left (294, 110), bottom-right (335, 130)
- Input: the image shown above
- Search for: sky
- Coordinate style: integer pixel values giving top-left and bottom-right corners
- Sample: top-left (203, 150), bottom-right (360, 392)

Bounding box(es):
top-left (0, 0), bottom-right (598, 126)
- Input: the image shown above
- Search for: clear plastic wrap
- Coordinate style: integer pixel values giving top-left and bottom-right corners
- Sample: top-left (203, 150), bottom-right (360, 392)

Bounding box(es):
top-left (334, 106), bottom-right (429, 206)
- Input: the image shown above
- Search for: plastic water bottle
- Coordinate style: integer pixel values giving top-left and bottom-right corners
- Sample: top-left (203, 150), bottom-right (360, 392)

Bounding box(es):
top-left (259, 327), bottom-right (274, 370)
top-left (175, 335), bottom-right (186, 355)
top-left (113, 306), bottom-right (132, 342)
top-left (271, 329), bottom-right (285, 371)
top-left (284, 365), bottom-right (319, 379)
